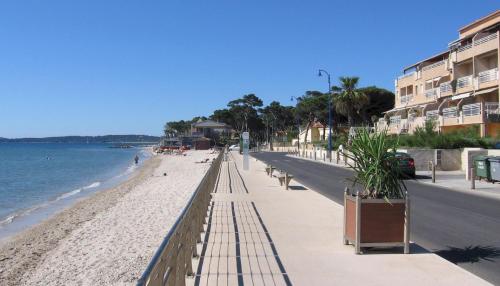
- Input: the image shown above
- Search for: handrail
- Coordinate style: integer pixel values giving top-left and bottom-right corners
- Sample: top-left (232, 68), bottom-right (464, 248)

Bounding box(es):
top-left (137, 150), bottom-right (223, 286)
top-left (422, 60), bottom-right (445, 71)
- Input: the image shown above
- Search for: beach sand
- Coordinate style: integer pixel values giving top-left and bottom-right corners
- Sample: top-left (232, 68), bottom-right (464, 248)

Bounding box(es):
top-left (0, 150), bottom-right (217, 286)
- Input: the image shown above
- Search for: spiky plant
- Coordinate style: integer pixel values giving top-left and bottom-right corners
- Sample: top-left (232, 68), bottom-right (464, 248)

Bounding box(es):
top-left (344, 129), bottom-right (406, 201)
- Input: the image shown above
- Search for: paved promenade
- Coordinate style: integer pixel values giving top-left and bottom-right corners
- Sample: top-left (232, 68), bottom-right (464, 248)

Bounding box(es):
top-left (190, 151), bottom-right (490, 286)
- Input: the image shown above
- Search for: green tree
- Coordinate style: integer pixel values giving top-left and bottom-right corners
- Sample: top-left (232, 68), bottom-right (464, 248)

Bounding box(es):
top-left (295, 91), bottom-right (325, 146)
top-left (358, 86), bottom-right (395, 124)
top-left (332, 77), bottom-right (368, 127)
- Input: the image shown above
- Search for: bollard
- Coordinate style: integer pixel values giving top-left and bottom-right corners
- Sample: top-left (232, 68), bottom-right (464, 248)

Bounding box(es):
top-left (471, 167), bottom-right (475, 190)
top-left (432, 162), bottom-right (436, 183)
top-left (285, 172), bottom-right (289, 190)
top-left (323, 153), bottom-right (326, 162)
top-left (314, 151), bottom-right (316, 161)
top-left (336, 152), bottom-right (340, 164)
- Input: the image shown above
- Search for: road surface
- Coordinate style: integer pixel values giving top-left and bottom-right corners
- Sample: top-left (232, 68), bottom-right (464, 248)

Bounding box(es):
top-left (251, 152), bottom-right (500, 285)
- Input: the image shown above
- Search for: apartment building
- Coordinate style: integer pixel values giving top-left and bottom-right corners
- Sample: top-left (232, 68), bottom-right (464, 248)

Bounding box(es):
top-left (378, 10), bottom-right (500, 138)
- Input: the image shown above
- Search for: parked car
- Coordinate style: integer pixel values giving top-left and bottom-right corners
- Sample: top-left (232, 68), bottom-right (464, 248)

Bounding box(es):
top-left (394, 152), bottom-right (416, 178)
top-left (229, 144), bottom-right (240, 151)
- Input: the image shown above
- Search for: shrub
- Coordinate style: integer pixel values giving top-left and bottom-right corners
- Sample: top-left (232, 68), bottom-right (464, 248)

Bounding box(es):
top-left (345, 129), bottom-right (406, 201)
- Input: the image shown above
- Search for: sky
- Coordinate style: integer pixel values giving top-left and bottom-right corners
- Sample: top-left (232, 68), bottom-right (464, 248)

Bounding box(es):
top-left (0, 0), bottom-right (498, 138)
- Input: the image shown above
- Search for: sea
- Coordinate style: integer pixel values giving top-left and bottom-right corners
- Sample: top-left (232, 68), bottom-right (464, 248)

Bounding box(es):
top-left (0, 143), bottom-right (151, 240)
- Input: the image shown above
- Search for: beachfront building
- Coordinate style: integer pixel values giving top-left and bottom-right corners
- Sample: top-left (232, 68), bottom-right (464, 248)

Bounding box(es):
top-left (298, 122), bottom-right (331, 143)
top-left (190, 119), bottom-right (232, 138)
top-left (378, 10), bottom-right (500, 138)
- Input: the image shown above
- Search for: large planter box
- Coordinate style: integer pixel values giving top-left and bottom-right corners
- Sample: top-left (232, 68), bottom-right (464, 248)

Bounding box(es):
top-left (343, 189), bottom-right (410, 254)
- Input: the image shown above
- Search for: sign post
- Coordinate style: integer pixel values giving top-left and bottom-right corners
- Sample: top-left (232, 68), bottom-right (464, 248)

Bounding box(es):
top-left (242, 132), bottom-right (249, 170)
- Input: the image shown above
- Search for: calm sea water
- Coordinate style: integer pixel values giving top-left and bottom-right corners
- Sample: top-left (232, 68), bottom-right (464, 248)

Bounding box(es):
top-left (0, 143), bottom-right (150, 239)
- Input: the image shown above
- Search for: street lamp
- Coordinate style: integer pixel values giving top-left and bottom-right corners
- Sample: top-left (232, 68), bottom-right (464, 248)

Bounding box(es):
top-left (318, 69), bottom-right (333, 161)
top-left (291, 96), bottom-right (301, 152)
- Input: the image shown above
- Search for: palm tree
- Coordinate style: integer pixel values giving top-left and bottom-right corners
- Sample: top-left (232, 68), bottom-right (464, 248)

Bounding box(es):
top-left (333, 77), bottom-right (368, 127)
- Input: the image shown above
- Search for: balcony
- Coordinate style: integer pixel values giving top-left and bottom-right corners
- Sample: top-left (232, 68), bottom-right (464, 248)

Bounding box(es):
top-left (456, 75), bottom-right (473, 90)
top-left (442, 107), bottom-right (459, 125)
top-left (456, 32), bottom-right (499, 62)
top-left (486, 102), bottom-right (500, 122)
top-left (440, 81), bottom-right (452, 97)
top-left (426, 110), bottom-right (439, 121)
top-left (424, 88), bottom-right (439, 100)
top-left (400, 94), bottom-right (413, 105)
top-left (422, 60), bottom-right (445, 72)
top-left (478, 68), bottom-right (499, 86)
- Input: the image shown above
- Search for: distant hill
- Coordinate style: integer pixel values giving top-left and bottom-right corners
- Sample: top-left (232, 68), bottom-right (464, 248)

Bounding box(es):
top-left (0, 135), bottom-right (161, 144)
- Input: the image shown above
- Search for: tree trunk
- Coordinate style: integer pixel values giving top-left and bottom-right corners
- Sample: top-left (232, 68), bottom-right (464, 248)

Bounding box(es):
top-left (303, 121), bottom-right (311, 156)
top-left (322, 125), bottom-right (326, 141)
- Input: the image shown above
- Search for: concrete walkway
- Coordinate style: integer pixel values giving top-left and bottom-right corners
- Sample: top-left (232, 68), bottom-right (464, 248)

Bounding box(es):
top-left (190, 151), bottom-right (491, 286)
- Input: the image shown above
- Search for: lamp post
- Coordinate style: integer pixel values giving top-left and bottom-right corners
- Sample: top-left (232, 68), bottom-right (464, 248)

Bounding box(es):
top-left (291, 96), bottom-right (301, 152)
top-left (318, 69), bottom-right (333, 160)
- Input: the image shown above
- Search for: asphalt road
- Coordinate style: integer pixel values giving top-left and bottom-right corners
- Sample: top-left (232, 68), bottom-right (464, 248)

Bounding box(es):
top-left (251, 152), bottom-right (500, 285)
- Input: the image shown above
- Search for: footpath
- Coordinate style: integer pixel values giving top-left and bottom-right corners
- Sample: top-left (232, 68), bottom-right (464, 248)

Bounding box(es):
top-left (190, 151), bottom-right (490, 286)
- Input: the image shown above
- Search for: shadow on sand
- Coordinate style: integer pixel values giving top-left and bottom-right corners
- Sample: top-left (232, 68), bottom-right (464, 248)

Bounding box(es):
top-left (434, 245), bottom-right (500, 264)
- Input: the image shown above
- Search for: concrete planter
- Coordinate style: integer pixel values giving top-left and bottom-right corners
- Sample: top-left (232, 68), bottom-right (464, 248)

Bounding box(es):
top-left (343, 189), bottom-right (410, 254)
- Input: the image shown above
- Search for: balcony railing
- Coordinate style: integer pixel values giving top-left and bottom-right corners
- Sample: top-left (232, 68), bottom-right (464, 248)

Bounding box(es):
top-left (389, 116), bottom-right (401, 126)
top-left (422, 60), bottom-right (445, 71)
top-left (400, 94), bottom-right (413, 104)
top-left (424, 88), bottom-right (438, 99)
top-left (443, 107), bottom-right (458, 118)
top-left (457, 43), bottom-right (472, 53)
top-left (398, 71), bottom-right (415, 80)
top-left (462, 103), bottom-right (481, 117)
top-left (426, 110), bottom-right (439, 121)
top-left (440, 82), bottom-right (452, 94)
top-left (486, 102), bottom-right (500, 119)
top-left (474, 33), bottom-right (498, 46)
top-left (457, 75), bottom-right (473, 89)
top-left (478, 68), bottom-right (499, 84)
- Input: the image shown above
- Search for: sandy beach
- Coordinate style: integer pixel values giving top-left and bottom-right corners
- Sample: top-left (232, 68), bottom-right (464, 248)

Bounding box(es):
top-left (0, 150), bottom-right (217, 286)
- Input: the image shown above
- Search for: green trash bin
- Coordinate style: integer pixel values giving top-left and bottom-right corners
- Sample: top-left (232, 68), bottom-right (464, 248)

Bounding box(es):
top-left (474, 155), bottom-right (492, 181)
top-left (489, 157), bottom-right (500, 182)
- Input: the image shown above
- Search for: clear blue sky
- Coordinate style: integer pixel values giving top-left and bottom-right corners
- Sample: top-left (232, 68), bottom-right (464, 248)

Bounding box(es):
top-left (0, 0), bottom-right (498, 138)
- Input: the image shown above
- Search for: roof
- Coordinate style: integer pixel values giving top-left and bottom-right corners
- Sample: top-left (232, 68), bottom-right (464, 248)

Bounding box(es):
top-left (403, 50), bottom-right (449, 72)
top-left (459, 10), bottom-right (500, 35)
top-left (192, 120), bottom-right (231, 129)
top-left (311, 122), bottom-right (325, 128)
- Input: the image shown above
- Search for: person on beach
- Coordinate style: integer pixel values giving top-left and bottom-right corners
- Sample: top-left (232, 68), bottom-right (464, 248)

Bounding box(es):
top-left (134, 155), bottom-right (139, 165)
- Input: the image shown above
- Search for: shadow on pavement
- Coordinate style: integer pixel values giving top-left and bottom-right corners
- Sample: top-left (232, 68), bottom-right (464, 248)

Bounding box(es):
top-left (288, 185), bottom-right (308, 191)
top-left (360, 243), bottom-right (429, 255)
top-left (434, 245), bottom-right (500, 264)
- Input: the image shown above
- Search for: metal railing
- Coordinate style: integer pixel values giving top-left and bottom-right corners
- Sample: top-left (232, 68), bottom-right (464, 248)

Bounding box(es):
top-left (398, 71), bottom-right (415, 80)
top-left (478, 68), bottom-right (498, 84)
top-left (462, 103), bottom-right (481, 117)
top-left (424, 88), bottom-right (438, 99)
top-left (486, 102), bottom-right (500, 121)
top-left (457, 75), bottom-right (472, 89)
top-left (440, 81), bottom-right (452, 94)
top-left (422, 60), bottom-right (445, 71)
top-left (443, 107), bottom-right (458, 118)
top-left (400, 94), bottom-right (413, 104)
top-left (426, 110), bottom-right (439, 121)
top-left (137, 151), bottom-right (223, 286)
top-left (474, 33), bottom-right (498, 46)
top-left (457, 43), bottom-right (472, 53)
